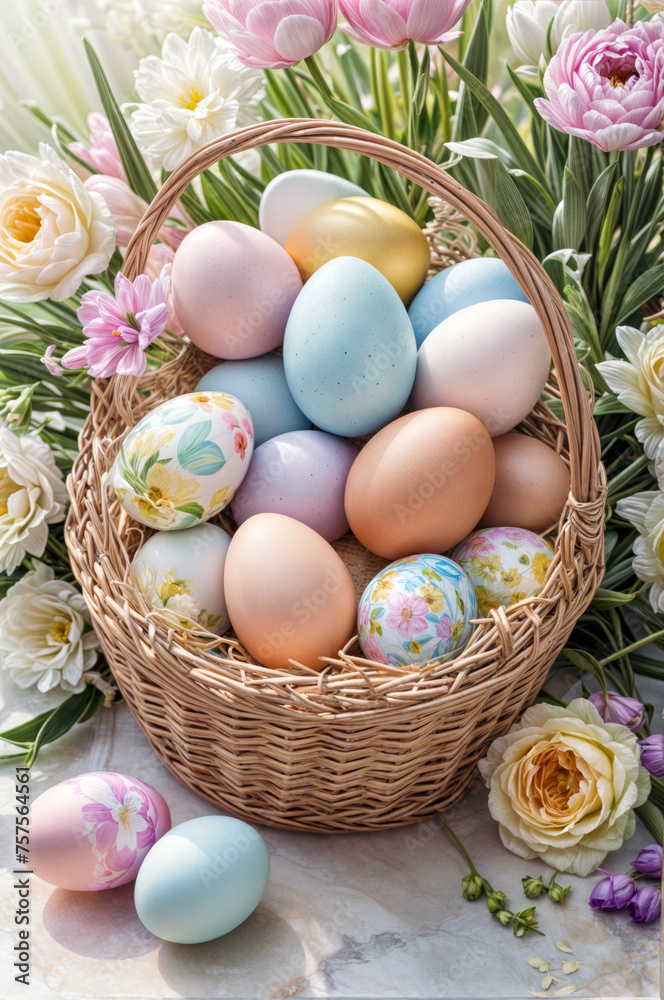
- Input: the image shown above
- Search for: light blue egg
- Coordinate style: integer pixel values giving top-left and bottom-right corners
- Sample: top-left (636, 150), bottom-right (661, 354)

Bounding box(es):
top-left (283, 257), bottom-right (417, 437)
top-left (195, 354), bottom-right (312, 446)
top-left (408, 258), bottom-right (529, 348)
top-left (134, 816), bottom-right (270, 944)
top-left (259, 169), bottom-right (369, 246)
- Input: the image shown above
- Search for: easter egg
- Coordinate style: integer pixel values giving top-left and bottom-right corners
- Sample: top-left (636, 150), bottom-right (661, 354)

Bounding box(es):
top-left (481, 433), bottom-right (571, 532)
top-left (408, 258), bottom-right (529, 347)
top-left (344, 407), bottom-right (495, 559)
top-left (111, 391), bottom-right (254, 530)
top-left (284, 196), bottom-right (430, 304)
top-left (283, 257), bottom-right (417, 436)
top-left (171, 221), bottom-right (302, 359)
top-left (224, 513), bottom-right (357, 670)
top-left (411, 300), bottom-right (551, 437)
top-left (231, 430), bottom-right (358, 542)
top-left (358, 555), bottom-right (477, 667)
top-left (195, 354), bottom-right (312, 446)
top-left (30, 772), bottom-right (171, 891)
top-left (451, 527), bottom-right (555, 618)
top-left (259, 169), bottom-right (369, 246)
top-left (134, 816), bottom-right (269, 944)
top-left (132, 523), bottom-right (232, 633)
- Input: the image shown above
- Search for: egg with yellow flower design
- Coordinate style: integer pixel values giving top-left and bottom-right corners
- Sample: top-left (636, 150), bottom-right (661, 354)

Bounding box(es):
top-left (112, 392), bottom-right (254, 530)
top-left (358, 553), bottom-right (477, 668)
top-left (451, 527), bottom-right (554, 618)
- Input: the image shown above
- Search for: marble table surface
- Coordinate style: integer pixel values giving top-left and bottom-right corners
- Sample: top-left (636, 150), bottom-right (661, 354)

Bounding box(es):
top-left (1, 676), bottom-right (661, 1000)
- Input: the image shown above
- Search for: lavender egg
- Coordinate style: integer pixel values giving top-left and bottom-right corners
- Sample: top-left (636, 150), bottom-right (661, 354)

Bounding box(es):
top-left (231, 429), bottom-right (358, 542)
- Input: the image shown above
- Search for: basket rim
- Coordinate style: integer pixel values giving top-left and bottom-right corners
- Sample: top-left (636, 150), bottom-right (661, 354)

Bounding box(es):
top-left (66, 118), bottom-right (607, 714)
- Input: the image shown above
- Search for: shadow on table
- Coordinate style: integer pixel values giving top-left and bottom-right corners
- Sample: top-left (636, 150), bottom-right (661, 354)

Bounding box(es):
top-left (43, 882), bottom-right (159, 959)
top-left (158, 903), bottom-right (308, 999)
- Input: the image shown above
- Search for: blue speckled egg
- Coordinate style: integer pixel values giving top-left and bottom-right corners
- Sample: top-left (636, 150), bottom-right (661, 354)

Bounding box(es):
top-left (195, 354), bottom-right (311, 446)
top-left (231, 429), bottom-right (358, 542)
top-left (283, 257), bottom-right (417, 436)
top-left (134, 816), bottom-right (270, 944)
top-left (408, 257), bottom-right (529, 348)
top-left (358, 554), bottom-right (477, 668)
top-left (259, 169), bottom-right (369, 246)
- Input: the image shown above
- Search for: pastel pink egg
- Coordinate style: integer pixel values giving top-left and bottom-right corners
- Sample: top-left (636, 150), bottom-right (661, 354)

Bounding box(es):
top-left (172, 221), bottom-right (303, 359)
top-left (231, 429), bottom-right (358, 542)
top-left (30, 772), bottom-right (171, 892)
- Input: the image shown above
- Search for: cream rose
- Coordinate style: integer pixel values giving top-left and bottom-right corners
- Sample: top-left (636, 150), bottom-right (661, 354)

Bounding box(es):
top-left (479, 699), bottom-right (650, 876)
top-left (0, 144), bottom-right (116, 302)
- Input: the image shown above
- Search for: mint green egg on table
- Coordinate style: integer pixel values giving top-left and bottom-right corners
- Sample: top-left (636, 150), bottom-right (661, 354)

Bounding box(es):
top-left (282, 256), bottom-right (418, 437)
top-left (134, 816), bottom-right (270, 944)
top-left (195, 354), bottom-right (312, 447)
top-left (408, 257), bottom-right (529, 348)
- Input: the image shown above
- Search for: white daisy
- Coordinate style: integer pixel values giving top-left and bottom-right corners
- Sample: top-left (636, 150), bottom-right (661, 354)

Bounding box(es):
top-left (615, 491), bottom-right (664, 612)
top-left (597, 325), bottom-right (664, 459)
top-left (126, 27), bottom-right (265, 172)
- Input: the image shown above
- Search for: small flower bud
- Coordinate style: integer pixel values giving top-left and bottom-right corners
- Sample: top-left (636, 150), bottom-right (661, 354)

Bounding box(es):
top-left (548, 882), bottom-right (571, 903)
top-left (522, 875), bottom-right (544, 898)
top-left (486, 890), bottom-right (507, 913)
top-left (461, 873), bottom-right (484, 900)
top-left (495, 909), bottom-right (512, 926)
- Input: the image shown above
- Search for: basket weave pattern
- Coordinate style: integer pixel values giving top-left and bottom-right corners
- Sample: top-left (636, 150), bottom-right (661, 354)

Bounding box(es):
top-left (66, 120), bottom-right (606, 833)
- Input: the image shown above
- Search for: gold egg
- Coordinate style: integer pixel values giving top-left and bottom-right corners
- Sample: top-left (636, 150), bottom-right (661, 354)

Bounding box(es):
top-left (284, 197), bottom-right (431, 305)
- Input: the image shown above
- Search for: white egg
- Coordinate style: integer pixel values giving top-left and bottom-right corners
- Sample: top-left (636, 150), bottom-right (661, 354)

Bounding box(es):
top-left (111, 391), bottom-right (254, 530)
top-left (132, 523), bottom-right (232, 634)
top-left (259, 169), bottom-right (369, 246)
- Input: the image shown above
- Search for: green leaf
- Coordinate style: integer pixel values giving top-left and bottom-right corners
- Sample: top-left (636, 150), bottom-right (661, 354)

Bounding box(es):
top-left (178, 185), bottom-right (215, 226)
top-left (585, 161), bottom-right (618, 249)
top-left (175, 502), bottom-right (205, 519)
top-left (176, 420), bottom-right (225, 475)
top-left (552, 168), bottom-right (586, 251)
top-left (24, 686), bottom-right (100, 767)
top-left (636, 800), bottom-right (664, 846)
top-left (475, 158), bottom-right (533, 249)
top-left (452, 0), bottom-right (489, 142)
top-left (0, 709), bottom-right (56, 747)
top-left (446, 137), bottom-right (514, 164)
top-left (563, 648), bottom-right (608, 699)
top-left (614, 264), bottom-right (664, 327)
top-left (441, 46), bottom-right (547, 188)
top-left (83, 38), bottom-right (157, 205)
top-left (590, 588), bottom-right (639, 611)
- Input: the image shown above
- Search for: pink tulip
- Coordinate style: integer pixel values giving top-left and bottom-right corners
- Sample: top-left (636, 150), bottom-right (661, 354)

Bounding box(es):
top-left (84, 175), bottom-right (190, 252)
top-left (338, 0), bottom-right (471, 49)
top-left (534, 19), bottom-right (664, 152)
top-left (203, 0), bottom-right (338, 68)
top-left (70, 113), bottom-right (125, 181)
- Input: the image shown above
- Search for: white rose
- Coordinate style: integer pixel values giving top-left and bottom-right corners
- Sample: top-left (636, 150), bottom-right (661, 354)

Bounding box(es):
top-left (0, 429), bottom-right (68, 574)
top-left (479, 699), bottom-right (650, 876)
top-left (615, 491), bottom-right (664, 613)
top-left (506, 0), bottom-right (612, 67)
top-left (0, 562), bottom-right (100, 694)
top-left (0, 144), bottom-right (116, 302)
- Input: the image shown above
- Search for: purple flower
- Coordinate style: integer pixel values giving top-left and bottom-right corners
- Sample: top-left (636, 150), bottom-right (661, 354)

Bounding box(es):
top-left (63, 272), bottom-right (170, 379)
top-left (627, 885), bottom-right (661, 923)
top-left (631, 844), bottom-right (663, 880)
top-left (588, 869), bottom-right (636, 910)
top-left (588, 691), bottom-right (645, 732)
top-left (638, 734), bottom-right (664, 778)
top-left (534, 19), bottom-right (664, 152)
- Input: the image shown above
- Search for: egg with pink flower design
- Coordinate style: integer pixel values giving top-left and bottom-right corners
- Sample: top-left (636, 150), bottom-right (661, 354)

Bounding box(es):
top-left (358, 554), bottom-right (477, 668)
top-left (30, 772), bottom-right (171, 891)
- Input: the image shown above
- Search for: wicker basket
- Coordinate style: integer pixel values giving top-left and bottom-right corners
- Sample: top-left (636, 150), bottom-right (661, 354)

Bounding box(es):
top-left (66, 119), bottom-right (606, 833)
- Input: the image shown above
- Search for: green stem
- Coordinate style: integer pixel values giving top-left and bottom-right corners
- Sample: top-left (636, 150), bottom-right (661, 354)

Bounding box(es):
top-left (436, 812), bottom-right (480, 876)
top-left (599, 630), bottom-right (664, 667)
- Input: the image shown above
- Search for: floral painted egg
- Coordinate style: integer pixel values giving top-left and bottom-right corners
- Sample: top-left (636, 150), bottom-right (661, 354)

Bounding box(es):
top-left (358, 554), bottom-right (477, 668)
top-left (30, 772), bottom-right (171, 891)
top-left (451, 527), bottom-right (555, 618)
top-left (132, 523), bottom-right (232, 634)
top-left (111, 391), bottom-right (254, 530)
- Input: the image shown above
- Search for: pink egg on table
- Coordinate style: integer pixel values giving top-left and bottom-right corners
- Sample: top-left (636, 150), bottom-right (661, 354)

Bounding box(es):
top-left (30, 772), bottom-right (171, 892)
top-left (231, 429), bottom-right (358, 542)
top-left (171, 221), bottom-right (303, 360)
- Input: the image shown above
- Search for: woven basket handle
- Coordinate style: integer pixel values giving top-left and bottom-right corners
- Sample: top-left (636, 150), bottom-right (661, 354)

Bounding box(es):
top-left (122, 117), bottom-right (601, 505)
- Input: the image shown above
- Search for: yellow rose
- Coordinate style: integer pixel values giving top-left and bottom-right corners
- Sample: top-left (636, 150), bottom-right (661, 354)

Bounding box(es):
top-left (478, 699), bottom-right (650, 876)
